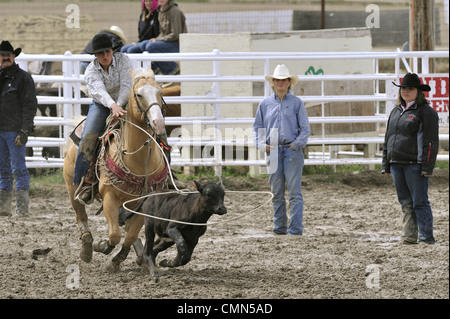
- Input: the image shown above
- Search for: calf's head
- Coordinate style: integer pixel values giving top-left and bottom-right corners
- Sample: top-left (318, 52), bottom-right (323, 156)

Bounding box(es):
top-left (194, 181), bottom-right (227, 216)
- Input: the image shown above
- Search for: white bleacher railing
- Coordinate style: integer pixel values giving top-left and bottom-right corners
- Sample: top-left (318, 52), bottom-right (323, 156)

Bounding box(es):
top-left (16, 50), bottom-right (449, 174)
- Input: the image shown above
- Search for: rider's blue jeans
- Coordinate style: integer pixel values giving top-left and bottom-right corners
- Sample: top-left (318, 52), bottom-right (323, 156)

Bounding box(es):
top-left (73, 101), bottom-right (110, 185)
top-left (267, 145), bottom-right (305, 235)
top-left (0, 131), bottom-right (30, 191)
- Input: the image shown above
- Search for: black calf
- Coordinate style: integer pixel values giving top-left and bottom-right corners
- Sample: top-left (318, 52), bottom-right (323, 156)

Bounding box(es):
top-left (141, 181), bottom-right (227, 282)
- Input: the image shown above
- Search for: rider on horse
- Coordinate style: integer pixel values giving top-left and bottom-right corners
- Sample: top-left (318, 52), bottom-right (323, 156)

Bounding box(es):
top-left (73, 33), bottom-right (131, 204)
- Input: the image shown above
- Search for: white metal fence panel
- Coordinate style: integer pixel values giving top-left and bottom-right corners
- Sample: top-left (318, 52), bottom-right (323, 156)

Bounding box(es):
top-left (15, 50), bottom-right (449, 172)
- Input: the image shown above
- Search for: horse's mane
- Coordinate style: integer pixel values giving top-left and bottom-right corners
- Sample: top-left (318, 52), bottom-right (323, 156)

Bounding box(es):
top-left (132, 68), bottom-right (157, 86)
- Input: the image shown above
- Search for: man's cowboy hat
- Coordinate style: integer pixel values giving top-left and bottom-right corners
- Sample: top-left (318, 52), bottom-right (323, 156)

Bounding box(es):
top-left (0, 41), bottom-right (22, 57)
top-left (85, 34), bottom-right (113, 54)
top-left (265, 64), bottom-right (299, 87)
top-left (392, 73), bottom-right (431, 92)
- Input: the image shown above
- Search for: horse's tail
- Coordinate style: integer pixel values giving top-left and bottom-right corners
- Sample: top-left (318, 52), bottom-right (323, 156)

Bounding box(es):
top-left (63, 139), bottom-right (74, 157)
top-left (63, 115), bottom-right (86, 156)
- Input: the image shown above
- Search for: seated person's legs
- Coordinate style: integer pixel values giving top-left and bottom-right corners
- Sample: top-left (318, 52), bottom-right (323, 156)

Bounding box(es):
top-left (144, 41), bottom-right (179, 74)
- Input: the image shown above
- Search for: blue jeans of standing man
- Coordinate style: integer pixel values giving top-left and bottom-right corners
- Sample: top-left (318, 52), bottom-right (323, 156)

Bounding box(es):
top-left (390, 163), bottom-right (435, 244)
top-left (267, 145), bottom-right (305, 235)
top-left (73, 101), bottom-right (111, 185)
top-left (0, 131), bottom-right (30, 191)
top-left (144, 40), bottom-right (179, 74)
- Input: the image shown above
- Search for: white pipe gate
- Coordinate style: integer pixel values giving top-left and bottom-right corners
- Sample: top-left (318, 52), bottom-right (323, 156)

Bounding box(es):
top-left (16, 50), bottom-right (449, 175)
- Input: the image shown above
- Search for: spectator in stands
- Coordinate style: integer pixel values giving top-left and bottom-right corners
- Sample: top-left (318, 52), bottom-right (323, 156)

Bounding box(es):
top-left (121, 0), bottom-right (160, 54)
top-left (253, 64), bottom-right (310, 235)
top-left (144, 0), bottom-right (187, 75)
top-left (80, 26), bottom-right (127, 74)
top-left (0, 40), bottom-right (38, 217)
top-left (73, 34), bottom-right (131, 204)
top-left (382, 73), bottom-right (439, 245)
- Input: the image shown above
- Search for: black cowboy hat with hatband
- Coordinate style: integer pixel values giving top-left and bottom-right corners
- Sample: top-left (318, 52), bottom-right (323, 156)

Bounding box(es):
top-left (0, 40), bottom-right (22, 57)
top-left (85, 34), bottom-right (113, 54)
top-left (392, 72), bottom-right (431, 92)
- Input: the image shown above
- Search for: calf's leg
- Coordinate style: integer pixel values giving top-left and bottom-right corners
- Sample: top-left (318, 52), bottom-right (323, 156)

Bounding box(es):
top-left (159, 227), bottom-right (189, 268)
top-left (142, 220), bottom-right (160, 282)
top-left (153, 236), bottom-right (175, 258)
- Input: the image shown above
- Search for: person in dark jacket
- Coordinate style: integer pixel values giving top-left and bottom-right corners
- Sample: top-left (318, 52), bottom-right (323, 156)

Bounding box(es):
top-left (382, 73), bottom-right (439, 245)
top-left (120, 0), bottom-right (160, 54)
top-left (0, 40), bottom-right (37, 217)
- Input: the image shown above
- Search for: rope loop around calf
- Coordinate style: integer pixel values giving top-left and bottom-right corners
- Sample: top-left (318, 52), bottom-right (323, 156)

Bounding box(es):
top-left (122, 189), bottom-right (274, 227)
top-left (108, 116), bottom-right (274, 227)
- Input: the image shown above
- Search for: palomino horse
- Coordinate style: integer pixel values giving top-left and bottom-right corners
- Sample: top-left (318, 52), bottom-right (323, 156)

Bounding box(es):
top-left (63, 68), bottom-right (168, 272)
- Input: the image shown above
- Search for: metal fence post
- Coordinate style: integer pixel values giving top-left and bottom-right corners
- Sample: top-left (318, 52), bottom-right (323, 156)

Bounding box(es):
top-left (212, 49), bottom-right (222, 178)
top-left (62, 51), bottom-right (74, 144)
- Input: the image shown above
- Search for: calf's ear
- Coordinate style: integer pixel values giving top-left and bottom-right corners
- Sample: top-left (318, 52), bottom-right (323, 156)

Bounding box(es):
top-left (194, 180), bottom-right (203, 193)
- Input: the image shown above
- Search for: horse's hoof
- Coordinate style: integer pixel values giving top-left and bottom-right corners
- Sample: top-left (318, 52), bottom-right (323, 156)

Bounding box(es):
top-left (80, 233), bottom-right (93, 263)
top-left (93, 239), bottom-right (115, 255)
top-left (106, 261), bottom-right (120, 273)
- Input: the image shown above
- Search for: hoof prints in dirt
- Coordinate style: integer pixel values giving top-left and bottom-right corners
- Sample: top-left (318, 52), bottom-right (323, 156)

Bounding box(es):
top-left (0, 171), bottom-right (448, 299)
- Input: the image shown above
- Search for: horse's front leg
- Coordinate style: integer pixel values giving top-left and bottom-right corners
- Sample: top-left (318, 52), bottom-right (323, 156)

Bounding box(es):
top-left (106, 215), bottom-right (145, 273)
top-left (64, 170), bottom-right (93, 263)
top-left (94, 192), bottom-right (122, 256)
top-left (107, 213), bottom-right (145, 272)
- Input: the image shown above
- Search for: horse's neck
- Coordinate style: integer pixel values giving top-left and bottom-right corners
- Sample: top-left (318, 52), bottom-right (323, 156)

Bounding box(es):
top-left (122, 117), bottom-right (148, 151)
top-left (119, 118), bottom-right (164, 175)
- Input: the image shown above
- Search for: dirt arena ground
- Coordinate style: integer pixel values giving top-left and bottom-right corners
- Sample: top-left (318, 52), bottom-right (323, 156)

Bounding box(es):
top-left (0, 169), bottom-right (448, 301)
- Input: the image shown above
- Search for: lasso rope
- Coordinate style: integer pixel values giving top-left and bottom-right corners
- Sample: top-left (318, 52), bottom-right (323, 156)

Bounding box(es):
top-left (122, 190), bottom-right (274, 226)
top-left (95, 114), bottom-right (168, 197)
top-left (97, 114), bottom-right (274, 226)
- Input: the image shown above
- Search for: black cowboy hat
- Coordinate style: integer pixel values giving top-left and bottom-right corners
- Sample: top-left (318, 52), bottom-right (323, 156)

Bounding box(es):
top-left (392, 72), bottom-right (431, 91)
top-left (85, 34), bottom-right (113, 54)
top-left (0, 40), bottom-right (22, 57)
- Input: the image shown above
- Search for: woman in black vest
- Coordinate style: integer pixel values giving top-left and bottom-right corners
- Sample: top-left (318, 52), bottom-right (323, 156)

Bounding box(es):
top-left (121, 0), bottom-right (160, 53)
top-left (382, 73), bottom-right (439, 245)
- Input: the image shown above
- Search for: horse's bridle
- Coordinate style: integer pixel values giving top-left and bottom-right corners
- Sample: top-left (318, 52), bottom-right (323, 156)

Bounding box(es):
top-left (133, 89), bottom-right (158, 126)
top-left (132, 88), bottom-right (170, 152)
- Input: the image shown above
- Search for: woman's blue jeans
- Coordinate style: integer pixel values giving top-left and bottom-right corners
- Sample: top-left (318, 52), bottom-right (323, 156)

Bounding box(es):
top-left (73, 101), bottom-right (110, 185)
top-left (0, 131), bottom-right (30, 191)
top-left (390, 163), bottom-right (435, 243)
top-left (121, 41), bottom-right (147, 54)
top-left (267, 145), bottom-right (305, 235)
top-left (144, 40), bottom-right (179, 74)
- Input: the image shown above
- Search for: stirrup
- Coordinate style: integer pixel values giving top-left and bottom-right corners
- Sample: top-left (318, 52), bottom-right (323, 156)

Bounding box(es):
top-left (75, 185), bottom-right (94, 205)
top-left (74, 178), bottom-right (96, 205)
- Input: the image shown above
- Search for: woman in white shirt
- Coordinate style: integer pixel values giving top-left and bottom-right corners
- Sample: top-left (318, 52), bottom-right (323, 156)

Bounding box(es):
top-left (73, 34), bottom-right (132, 201)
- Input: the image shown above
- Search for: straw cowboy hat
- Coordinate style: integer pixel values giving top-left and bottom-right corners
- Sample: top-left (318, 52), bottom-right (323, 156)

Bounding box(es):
top-left (107, 25), bottom-right (127, 46)
top-left (0, 40), bottom-right (22, 57)
top-left (265, 64), bottom-right (299, 87)
top-left (392, 72), bottom-right (431, 91)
